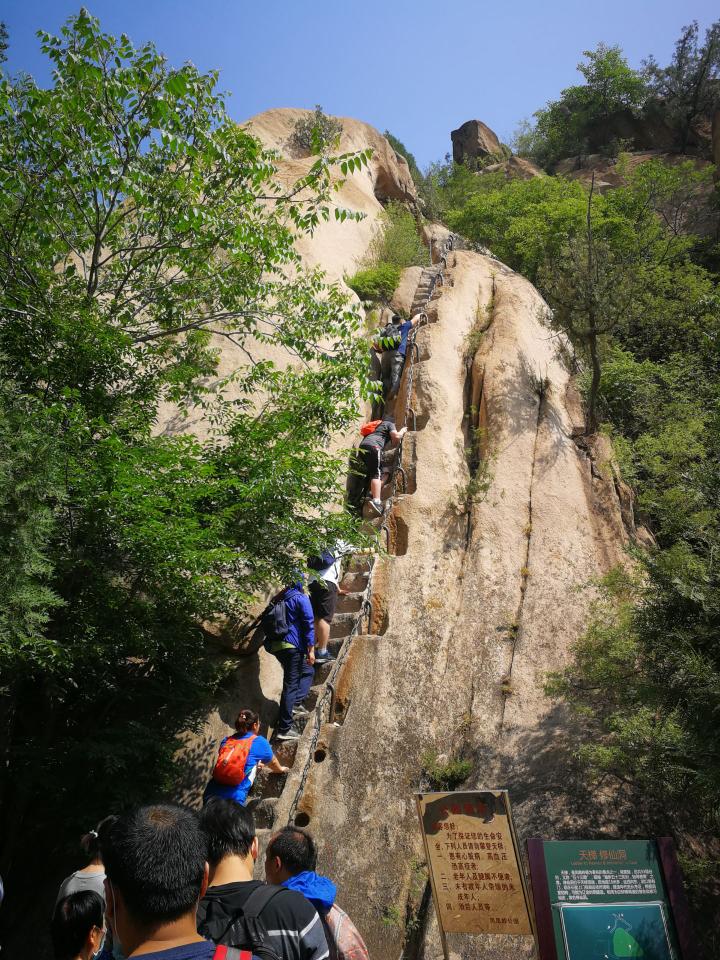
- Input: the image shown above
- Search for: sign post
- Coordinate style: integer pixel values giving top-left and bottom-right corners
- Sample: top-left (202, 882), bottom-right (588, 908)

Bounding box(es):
top-left (528, 837), bottom-right (697, 960)
top-left (416, 789), bottom-right (534, 958)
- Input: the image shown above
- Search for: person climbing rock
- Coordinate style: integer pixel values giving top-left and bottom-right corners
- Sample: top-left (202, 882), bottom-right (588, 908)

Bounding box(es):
top-left (265, 827), bottom-right (369, 960)
top-left (198, 799), bottom-right (329, 960)
top-left (204, 709), bottom-right (289, 807)
top-left (55, 817), bottom-right (117, 908)
top-left (265, 582), bottom-right (316, 741)
top-left (356, 415), bottom-right (406, 515)
top-left (102, 804), bottom-right (223, 960)
top-left (371, 312), bottom-right (425, 410)
top-left (307, 542), bottom-right (352, 667)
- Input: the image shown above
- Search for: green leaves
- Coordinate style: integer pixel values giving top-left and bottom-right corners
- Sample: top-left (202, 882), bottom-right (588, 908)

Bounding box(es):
top-left (0, 11), bottom-right (371, 883)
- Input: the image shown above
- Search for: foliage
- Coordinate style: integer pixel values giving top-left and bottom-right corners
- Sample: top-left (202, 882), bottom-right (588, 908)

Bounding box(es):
top-left (366, 201), bottom-right (429, 270)
top-left (346, 264), bottom-right (401, 303)
top-left (384, 130), bottom-right (423, 186)
top-left (0, 10), bottom-right (372, 919)
top-left (346, 201), bottom-right (427, 304)
top-left (419, 155), bottom-right (504, 223)
top-left (291, 103), bottom-right (343, 153)
top-left (521, 44), bottom-right (648, 168)
top-left (0, 23), bottom-right (7, 64)
top-left (421, 750), bottom-right (472, 791)
top-left (643, 20), bottom-right (720, 153)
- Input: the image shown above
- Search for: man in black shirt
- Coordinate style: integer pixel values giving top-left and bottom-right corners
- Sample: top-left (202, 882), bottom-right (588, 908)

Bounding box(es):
top-left (358, 415), bottom-right (406, 515)
top-left (197, 799), bottom-right (328, 960)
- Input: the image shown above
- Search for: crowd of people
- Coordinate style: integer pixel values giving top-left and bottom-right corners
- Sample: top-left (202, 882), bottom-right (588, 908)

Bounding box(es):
top-left (53, 804), bottom-right (368, 960)
top-left (50, 309), bottom-right (426, 960)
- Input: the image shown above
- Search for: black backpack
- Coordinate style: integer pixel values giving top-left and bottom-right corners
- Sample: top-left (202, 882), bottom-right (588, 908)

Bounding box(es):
top-left (260, 592), bottom-right (290, 652)
top-left (201, 885), bottom-right (284, 960)
top-left (308, 548), bottom-right (336, 571)
top-left (377, 321), bottom-right (403, 350)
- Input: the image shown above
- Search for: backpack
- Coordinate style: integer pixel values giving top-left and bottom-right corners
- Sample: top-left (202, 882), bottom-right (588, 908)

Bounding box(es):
top-left (360, 419), bottom-right (382, 437)
top-left (213, 947), bottom-right (254, 960)
top-left (203, 885), bottom-right (285, 960)
top-left (308, 548), bottom-right (336, 571)
top-left (260, 592), bottom-right (290, 652)
top-left (212, 734), bottom-right (257, 786)
top-left (377, 321), bottom-right (403, 350)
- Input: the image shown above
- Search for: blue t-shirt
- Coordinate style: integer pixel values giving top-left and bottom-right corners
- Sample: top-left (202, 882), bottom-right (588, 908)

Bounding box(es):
top-left (398, 320), bottom-right (413, 357)
top-left (204, 733), bottom-right (274, 805)
top-left (130, 942), bottom-right (215, 960)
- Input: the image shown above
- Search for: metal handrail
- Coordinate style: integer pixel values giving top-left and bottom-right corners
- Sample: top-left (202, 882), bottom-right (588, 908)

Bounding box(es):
top-left (285, 234), bottom-right (457, 825)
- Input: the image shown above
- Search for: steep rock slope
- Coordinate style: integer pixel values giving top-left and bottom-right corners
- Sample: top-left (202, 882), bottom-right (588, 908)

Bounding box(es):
top-left (173, 114), bottom-right (413, 798)
top-left (158, 109), bottom-right (414, 440)
top-left (269, 250), bottom-right (629, 959)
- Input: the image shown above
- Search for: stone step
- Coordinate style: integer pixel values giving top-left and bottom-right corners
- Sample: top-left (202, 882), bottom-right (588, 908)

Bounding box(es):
top-left (341, 571), bottom-right (369, 592)
top-left (336, 591), bottom-right (364, 613)
top-left (329, 612), bottom-right (356, 639)
top-left (246, 796), bottom-right (278, 829)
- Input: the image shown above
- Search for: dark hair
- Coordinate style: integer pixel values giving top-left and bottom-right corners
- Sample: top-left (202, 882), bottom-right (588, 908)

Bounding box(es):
top-left (267, 826), bottom-right (317, 875)
top-left (234, 708), bottom-right (259, 735)
top-left (52, 891), bottom-right (104, 960)
top-left (80, 814), bottom-right (118, 861)
top-left (103, 805), bottom-right (207, 927)
top-left (199, 797), bottom-right (255, 866)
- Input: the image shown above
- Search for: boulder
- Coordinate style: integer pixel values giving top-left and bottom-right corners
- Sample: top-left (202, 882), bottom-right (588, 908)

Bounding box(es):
top-left (451, 119), bottom-right (502, 165)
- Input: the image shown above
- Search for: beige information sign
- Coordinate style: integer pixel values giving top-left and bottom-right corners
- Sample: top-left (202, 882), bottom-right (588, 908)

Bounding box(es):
top-left (416, 790), bottom-right (533, 938)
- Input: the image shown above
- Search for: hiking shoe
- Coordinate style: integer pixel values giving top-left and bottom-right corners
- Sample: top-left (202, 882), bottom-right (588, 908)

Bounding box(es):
top-left (292, 705), bottom-right (311, 719)
top-left (369, 498), bottom-right (384, 515)
top-left (314, 650), bottom-right (336, 665)
top-left (275, 728), bottom-right (301, 742)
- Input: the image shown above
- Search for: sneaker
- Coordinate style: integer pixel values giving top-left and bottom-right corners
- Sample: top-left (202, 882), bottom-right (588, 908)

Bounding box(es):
top-left (314, 650), bottom-right (336, 664)
top-left (292, 705), bottom-right (310, 718)
top-left (369, 498), bottom-right (384, 515)
top-left (275, 728), bottom-right (301, 742)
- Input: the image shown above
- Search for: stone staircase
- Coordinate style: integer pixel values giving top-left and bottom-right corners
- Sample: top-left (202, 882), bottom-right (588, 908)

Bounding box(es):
top-left (244, 236), bottom-right (456, 839)
top-left (246, 554), bottom-right (372, 832)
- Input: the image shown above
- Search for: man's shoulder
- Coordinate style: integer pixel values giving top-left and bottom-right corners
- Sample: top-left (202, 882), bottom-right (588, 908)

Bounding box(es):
top-left (132, 940), bottom-right (216, 960)
top-left (262, 883), bottom-right (318, 919)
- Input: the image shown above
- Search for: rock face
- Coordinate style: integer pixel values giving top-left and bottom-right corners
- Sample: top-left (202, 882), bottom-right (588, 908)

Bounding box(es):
top-left (480, 155), bottom-right (544, 181)
top-left (172, 114), bottom-right (647, 960)
top-left (451, 120), bottom-right (503, 164)
top-left (713, 108), bottom-right (720, 177)
top-left (247, 107), bottom-right (417, 207)
top-left (265, 251), bottom-right (633, 959)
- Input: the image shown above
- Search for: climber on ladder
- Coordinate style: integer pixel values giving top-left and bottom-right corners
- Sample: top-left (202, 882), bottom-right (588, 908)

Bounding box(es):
top-left (370, 311), bottom-right (426, 417)
top-left (355, 414), bottom-right (406, 516)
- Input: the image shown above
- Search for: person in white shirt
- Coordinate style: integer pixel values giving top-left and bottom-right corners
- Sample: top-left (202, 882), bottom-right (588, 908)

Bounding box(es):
top-left (307, 543), bottom-right (351, 668)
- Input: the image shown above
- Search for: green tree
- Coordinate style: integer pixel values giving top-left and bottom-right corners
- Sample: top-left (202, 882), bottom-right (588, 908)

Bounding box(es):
top-left (0, 23), bottom-right (8, 64)
top-left (0, 10), bottom-right (371, 929)
top-left (523, 44), bottom-right (647, 168)
top-left (643, 20), bottom-right (720, 153)
top-left (384, 130), bottom-right (423, 186)
top-left (291, 104), bottom-right (343, 153)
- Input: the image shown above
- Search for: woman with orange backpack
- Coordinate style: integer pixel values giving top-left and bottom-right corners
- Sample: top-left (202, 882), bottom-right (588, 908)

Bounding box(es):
top-left (204, 709), bottom-right (289, 806)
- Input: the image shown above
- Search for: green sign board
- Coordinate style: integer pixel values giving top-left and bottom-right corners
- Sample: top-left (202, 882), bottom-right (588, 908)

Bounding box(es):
top-left (527, 839), bottom-right (696, 960)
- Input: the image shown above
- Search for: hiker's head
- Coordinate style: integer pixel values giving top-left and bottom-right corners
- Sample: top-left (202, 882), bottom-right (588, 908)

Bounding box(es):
top-left (52, 891), bottom-right (105, 960)
top-left (102, 804), bottom-right (208, 954)
top-left (199, 797), bottom-right (258, 872)
top-left (80, 814), bottom-right (117, 864)
top-left (265, 825), bottom-right (317, 883)
top-left (234, 708), bottom-right (260, 735)
top-left (391, 314), bottom-right (402, 324)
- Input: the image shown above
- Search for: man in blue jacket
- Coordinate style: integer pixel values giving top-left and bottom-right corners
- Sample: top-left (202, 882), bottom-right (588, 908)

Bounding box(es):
top-left (267, 583), bottom-right (315, 741)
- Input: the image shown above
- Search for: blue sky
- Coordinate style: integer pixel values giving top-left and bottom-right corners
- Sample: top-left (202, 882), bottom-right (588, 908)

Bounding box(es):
top-left (4, 1), bottom-right (718, 167)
